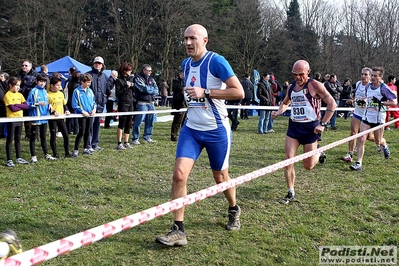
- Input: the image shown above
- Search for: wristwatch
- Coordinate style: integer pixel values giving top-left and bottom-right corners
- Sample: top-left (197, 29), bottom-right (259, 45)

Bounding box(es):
top-left (204, 89), bottom-right (211, 98)
top-left (320, 122), bottom-right (327, 127)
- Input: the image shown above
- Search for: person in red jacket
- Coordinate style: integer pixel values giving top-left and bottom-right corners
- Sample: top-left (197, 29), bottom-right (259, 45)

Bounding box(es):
top-left (385, 75), bottom-right (399, 130)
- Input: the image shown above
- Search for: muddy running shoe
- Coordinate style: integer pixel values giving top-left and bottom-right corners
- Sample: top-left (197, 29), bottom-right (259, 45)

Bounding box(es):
top-left (350, 162), bottom-right (362, 171)
top-left (280, 191), bottom-right (295, 204)
top-left (226, 205), bottom-right (241, 231)
top-left (383, 145), bottom-right (390, 159)
top-left (156, 224), bottom-right (187, 246)
top-left (340, 153), bottom-right (352, 162)
top-left (319, 152), bottom-right (326, 164)
top-left (0, 229), bottom-right (23, 257)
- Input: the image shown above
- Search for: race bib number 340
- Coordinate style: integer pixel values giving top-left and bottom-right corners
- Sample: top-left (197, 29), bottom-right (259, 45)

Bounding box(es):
top-left (184, 91), bottom-right (207, 108)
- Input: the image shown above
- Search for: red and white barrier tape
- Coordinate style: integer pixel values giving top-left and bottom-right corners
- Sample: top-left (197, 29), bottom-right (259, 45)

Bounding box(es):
top-left (2, 117), bottom-right (398, 266)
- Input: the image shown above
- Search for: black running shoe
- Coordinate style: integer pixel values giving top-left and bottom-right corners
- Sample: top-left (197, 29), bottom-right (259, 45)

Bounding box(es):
top-left (280, 192), bottom-right (295, 204)
top-left (319, 152), bottom-right (326, 164)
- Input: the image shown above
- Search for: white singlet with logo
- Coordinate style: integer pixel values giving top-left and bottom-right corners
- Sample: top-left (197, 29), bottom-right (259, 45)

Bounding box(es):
top-left (363, 84), bottom-right (387, 123)
top-left (353, 81), bottom-right (368, 118)
top-left (290, 89), bottom-right (318, 122)
top-left (183, 52), bottom-right (229, 131)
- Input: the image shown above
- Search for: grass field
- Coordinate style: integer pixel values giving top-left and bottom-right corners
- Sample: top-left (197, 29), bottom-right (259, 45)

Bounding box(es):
top-left (1, 113), bottom-right (399, 265)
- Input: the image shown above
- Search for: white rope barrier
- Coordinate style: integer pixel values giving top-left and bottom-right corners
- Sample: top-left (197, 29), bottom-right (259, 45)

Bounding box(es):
top-left (1, 105), bottom-right (399, 123)
top-left (2, 116), bottom-right (398, 266)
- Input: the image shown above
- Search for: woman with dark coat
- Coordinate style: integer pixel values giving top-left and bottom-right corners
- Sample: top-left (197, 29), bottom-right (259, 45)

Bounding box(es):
top-left (114, 62), bottom-right (135, 150)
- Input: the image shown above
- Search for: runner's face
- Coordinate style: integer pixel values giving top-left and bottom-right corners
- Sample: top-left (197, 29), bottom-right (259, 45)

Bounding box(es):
top-left (370, 71), bottom-right (382, 86)
top-left (361, 71), bottom-right (370, 83)
top-left (184, 27), bottom-right (207, 61)
top-left (292, 71), bottom-right (308, 86)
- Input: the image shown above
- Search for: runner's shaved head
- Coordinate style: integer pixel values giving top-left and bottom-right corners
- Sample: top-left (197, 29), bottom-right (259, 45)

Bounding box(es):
top-left (185, 24), bottom-right (208, 39)
top-left (292, 60), bottom-right (310, 74)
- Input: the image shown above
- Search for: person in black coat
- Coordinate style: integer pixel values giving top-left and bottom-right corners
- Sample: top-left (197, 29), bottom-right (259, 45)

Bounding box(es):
top-left (66, 69), bottom-right (80, 134)
top-left (0, 72), bottom-right (8, 138)
top-left (86, 56), bottom-right (108, 151)
top-left (114, 63), bottom-right (135, 150)
top-left (257, 73), bottom-right (273, 134)
top-left (170, 71), bottom-right (186, 141)
top-left (240, 73), bottom-right (253, 119)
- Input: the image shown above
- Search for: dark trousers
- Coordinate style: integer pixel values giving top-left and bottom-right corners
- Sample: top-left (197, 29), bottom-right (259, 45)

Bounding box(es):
top-left (105, 100), bottom-right (115, 128)
top-left (49, 119), bottom-right (70, 156)
top-left (240, 98), bottom-right (251, 119)
top-left (74, 117), bottom-right (93, 151)
top-left (228, 106), bottom-right (239, 130)
top-left (6, 122), bottom-right (23, 160)
top-left (118, 102), bottom-right (133, 134)
top-left (66, 112), bottom-right (78, 135)
top-left (171, 112), bottom-right (186, 141)
top-left (30, 123), bottom-right (49, 156)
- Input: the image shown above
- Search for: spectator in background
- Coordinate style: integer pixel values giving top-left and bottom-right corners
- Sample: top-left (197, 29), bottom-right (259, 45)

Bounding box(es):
top-left (281, 81), bottom-right (289, 97)
top-left (385, 75), bottom-right (399, 130)
top-left (132, 64), bottom-right (158, 145)
top-left (86, 56), bottom-right (108, 152)
top-left (71, 73), bottom-right (96, 157)
top-left (269, 73), bottom-right (282, 106)
top-left (47, 76), bottom-right (71, 158)
top-left (4, 77), bottom-right (29, 167)
top-left (16, 60), bottom-right (38, 89)
top-left (240, 73), bottom-right (253, 120)
top-left (114, 63), bottom-right (134, 150)
top-left (26, 73), bottom-right (56, 163)
top-left (66, 68), bottom-right (80, 134)
top-left (226, 99), bottom-right (240, 131)
top-left (257, 73), bottom-right (273, 134)
top-left (159, 79), bottom-right (169, 107)
top-left (38, 65), bottom-right (50, 85)
top-left (16, 60), bottom-right (37, 140)
top-left (104, 70), bottom-right (118, 128)
top-left (324, 74), bottom-right (342, 130)
top-left (339, 78), bottom-right (353, 120)
top-left (314, 72), bottom-right (321, 82)
top-left (170, 71), bottom-right (186, 141)
top-left (0, 72), bottom-right (8, 138)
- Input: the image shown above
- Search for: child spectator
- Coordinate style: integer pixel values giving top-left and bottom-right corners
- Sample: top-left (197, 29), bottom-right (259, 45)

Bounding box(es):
top-left (48, 76), bottom-right (71, 158)
top-left (71, 73), bottom-right (96, 157)
top-left (3, 77), bottom-right (29, 167)
top-left (26, 73), bottom-right (56, 163)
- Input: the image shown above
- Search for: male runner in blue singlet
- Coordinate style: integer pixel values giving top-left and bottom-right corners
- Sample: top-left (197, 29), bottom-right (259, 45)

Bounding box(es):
top-left (156, 24), bottom-right (244, 246)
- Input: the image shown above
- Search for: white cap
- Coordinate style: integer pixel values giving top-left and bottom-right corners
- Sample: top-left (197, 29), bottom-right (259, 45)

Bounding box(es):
top-left (93, 56), bottom-right (105, 65)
